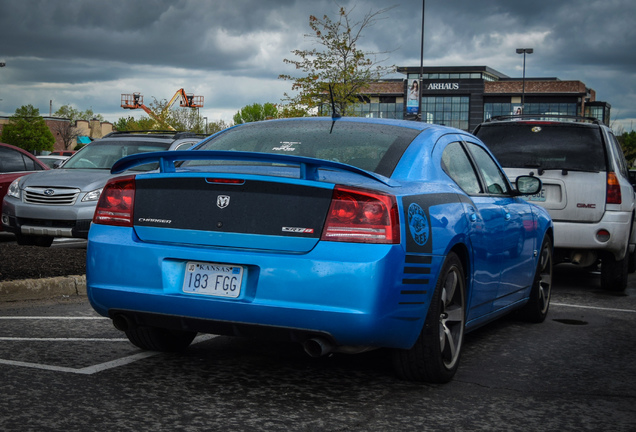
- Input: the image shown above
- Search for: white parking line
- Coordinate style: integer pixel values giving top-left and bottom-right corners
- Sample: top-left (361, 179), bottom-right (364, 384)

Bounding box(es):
top-left (551, 302), bottom-right (636, 313)
top-left (0, 327), bottom-right (217, 375)
top-left (0, 352), bottom-right (159, 375)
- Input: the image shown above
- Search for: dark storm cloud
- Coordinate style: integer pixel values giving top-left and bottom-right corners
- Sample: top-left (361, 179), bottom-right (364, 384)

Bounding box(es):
top-left (0, 0), bottom-right (634, 128)
top-left (1, 0), bottom-right (298, 73)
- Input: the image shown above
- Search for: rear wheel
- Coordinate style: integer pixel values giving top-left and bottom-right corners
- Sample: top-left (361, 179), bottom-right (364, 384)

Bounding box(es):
top-left (601, 251), bottom-right (628, 292)
top-left (125, 326), bottom-right (197, 352)
top-left (517, 236), bottom-right (552, 323)
top-left (392, 252), bottom-right (466, 383)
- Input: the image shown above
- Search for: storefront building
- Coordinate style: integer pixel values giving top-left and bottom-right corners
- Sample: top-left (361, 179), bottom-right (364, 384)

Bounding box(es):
top-left (353, 66), bottom-right (611, 132)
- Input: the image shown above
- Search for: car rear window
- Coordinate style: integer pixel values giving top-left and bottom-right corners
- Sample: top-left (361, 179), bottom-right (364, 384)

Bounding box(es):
top-left (63, 141), bottom-right (172, 170)
top-left (475, 122), bottom-right (607, 172)
top-left (193, 120), bottom-right (420, 177)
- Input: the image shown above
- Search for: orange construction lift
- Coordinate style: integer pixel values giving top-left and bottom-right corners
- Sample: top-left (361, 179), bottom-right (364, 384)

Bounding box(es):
top-left (121, 89), bottom-right (204, 130)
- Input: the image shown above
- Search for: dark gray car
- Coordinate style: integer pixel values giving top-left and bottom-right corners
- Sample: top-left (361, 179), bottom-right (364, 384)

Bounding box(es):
top-left (2, 131), bottom-right (207, 246)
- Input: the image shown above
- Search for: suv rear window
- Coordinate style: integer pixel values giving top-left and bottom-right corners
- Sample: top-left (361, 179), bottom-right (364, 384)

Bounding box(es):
top-left (475, 122), bottom-right (606, 172)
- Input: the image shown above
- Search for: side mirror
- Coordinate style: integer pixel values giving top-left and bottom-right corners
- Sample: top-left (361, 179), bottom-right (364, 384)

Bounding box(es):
top-left (515, 175), bottom-right (542, 195)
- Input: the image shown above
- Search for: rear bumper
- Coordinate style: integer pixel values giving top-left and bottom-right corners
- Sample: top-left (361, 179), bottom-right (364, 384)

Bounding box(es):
top-left (553, 210), bottom-right (633, 260)
top-left (87, 224), bottom-right (439, 350)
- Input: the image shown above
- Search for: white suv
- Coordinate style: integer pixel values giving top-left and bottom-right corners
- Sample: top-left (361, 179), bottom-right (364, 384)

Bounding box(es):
top-left (474, 115), bottom-right (635, 292)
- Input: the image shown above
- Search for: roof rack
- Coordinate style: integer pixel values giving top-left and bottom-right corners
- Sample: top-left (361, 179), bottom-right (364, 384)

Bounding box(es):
top-left (485, 114), bottom-right (603, 125)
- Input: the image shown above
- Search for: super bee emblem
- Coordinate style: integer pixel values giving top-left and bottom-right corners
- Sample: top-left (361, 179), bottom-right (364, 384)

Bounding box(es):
top-left (408, 203), bottom-right (429, 246)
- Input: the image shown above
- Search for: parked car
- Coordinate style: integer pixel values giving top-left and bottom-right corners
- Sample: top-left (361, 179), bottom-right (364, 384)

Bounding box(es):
top-left (2, 131), bottom-right (207, 246)
top-left (37, 155), bottom-right (70, 169)
top-left (49, 150), bottom-right (76, 156)
top-left (473, 114), bottom-right (636, 292)
top-left (0, 142), bottom-right (50, 231)
top-left (87, 117), bottom-right (553, 383)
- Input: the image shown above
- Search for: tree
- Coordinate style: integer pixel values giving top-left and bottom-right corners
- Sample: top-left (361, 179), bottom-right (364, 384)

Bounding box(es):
top-left (113, 116), bottom-right (157, 131)
top-left (54, 105), bottom-right (105, 123)
top-left (279, 5), bottom-right (395, 116)
top-left (0, 105), bottom-right (55, 153)
top-left (52, 104), bottom-right (107, 149)
top-left (207, 119), bottom-right (231, 134)
top-left (50, 120), bottom-right (81, 150)
top-left (233, 103), bottom-right (278, 124)
top-left (618, 130), bottom-right (636, 166)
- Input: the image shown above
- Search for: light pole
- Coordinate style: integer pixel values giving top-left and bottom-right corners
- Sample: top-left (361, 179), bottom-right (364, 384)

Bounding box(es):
top-left (418, 0), bottom-right (425, 121)
top-left (0, 61), bottom-right (5, 102)
top-left (203, 116), bottom-right (208, 134)
top-left (516, 48), bottom-right (533, 114)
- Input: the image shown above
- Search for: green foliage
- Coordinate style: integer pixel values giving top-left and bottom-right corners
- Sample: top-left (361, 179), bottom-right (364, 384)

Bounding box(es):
top-left (279, 5), bottom-right (395, 116)
top-left (278, 105), bottom-right (309, 119)
top-left (233, 103), bottom-right (279, 124)
top-left (206, 119), bottom-right (231, 134)
top-left (0, 105), bottom-right (55, 152)
top-left (113, 116), bottom-right (157, 131)
top-left (54, 104), bottom-right (105, 122)
top-left (618, 130), bottom-right (636, 166)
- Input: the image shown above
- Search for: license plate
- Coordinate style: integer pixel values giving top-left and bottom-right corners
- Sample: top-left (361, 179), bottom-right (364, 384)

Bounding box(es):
top-left (526, 188), bottom-right (546, 202)
top-left (183, 261), bottom-right (243, 298)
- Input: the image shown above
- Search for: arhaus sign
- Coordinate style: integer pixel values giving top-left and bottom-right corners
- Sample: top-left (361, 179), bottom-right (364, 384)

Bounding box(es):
top-left (426, 82), bottom-right (460, 90)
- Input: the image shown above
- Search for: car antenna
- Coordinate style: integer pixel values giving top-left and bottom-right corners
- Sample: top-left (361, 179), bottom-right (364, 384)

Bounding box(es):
top-left (329, 84), bottom-right (340, 134)
top-left (329, 84), bottom-right (341, 119)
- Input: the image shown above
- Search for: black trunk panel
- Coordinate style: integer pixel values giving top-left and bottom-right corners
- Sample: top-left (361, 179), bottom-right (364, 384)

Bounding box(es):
top-left (134, 178), bottom-right (332, 237)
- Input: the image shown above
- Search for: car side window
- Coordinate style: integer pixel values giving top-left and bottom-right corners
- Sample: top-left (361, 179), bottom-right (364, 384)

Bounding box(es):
top-left (0, 147), bottom-right (27, 173)
top-left (609, 132), bottom-right (629, 179)
top-left (466, 142), bottom-right (511, 195)
top-left (441, 142), bottom-right (482, 194)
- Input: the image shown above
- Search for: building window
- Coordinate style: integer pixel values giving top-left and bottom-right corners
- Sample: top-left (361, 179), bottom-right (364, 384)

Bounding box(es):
top-left (319, 102), bottom-right (404, 119)
top-left (421, 96), bottom-right (470, 130)
top-left (484, 102), bottom-right (577, 120)
top-left (585, 106), bottom-right (606, 123)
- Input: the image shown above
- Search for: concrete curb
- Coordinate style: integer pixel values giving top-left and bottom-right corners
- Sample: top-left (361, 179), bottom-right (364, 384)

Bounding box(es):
top-left (0, 275), bottom-right (86, 302)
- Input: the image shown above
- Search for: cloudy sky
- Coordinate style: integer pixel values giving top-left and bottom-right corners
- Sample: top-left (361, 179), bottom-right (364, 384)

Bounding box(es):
top-left (1, 0), bottom-right (635, 131)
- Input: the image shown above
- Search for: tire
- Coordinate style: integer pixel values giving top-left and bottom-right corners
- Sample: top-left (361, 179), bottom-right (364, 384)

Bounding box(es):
top-left (601, 251), bottom-right (628, 292)
top-left (392, 252), bottom-right (466, 383)
top-left (517, 236), bottom-right (553, 323)
top-left (125, 326), bottom-right (197, 352)
top-left (15, 234), bottom-right (54, 247)
top-left (628, 249), bottom-right (636, 274)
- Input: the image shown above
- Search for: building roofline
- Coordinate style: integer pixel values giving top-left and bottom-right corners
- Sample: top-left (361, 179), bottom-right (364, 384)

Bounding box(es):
top-left (396, 65), bottom-right (509, 79)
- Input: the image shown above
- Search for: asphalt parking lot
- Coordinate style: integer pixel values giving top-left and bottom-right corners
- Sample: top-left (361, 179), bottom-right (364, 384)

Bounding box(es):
top-left (0, 264), bottom-right (635, 431)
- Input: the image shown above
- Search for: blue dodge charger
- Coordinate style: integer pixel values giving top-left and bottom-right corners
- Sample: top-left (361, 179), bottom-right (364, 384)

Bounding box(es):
top-left (86, 117), bottom-right (553, 383)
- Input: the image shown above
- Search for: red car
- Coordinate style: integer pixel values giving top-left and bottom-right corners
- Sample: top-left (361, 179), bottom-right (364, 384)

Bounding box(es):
top-left (49, 150), bottom-right (76, 156)
top-left (0, 142), bottom-right (49, 231)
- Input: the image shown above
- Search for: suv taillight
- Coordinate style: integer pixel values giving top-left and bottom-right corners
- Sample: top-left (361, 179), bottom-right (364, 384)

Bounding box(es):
top-left (321, 186), bottom-right (399, 244)
top-left (93, 176), bottom-right (136, 227)
top-left (607, 172), bottom-right (622, 205)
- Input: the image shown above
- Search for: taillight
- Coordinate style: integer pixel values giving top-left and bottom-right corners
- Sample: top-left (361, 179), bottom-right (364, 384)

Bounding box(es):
top-left (321, 186), bottom-right (399, 244)
top-left (93, 175), bottom-right (136, 227)
top-left (607, 172), bottom-right (622, 205)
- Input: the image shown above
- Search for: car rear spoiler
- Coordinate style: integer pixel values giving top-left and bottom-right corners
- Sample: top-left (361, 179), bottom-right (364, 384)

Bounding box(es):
top-left (111, 150), bottom-right (399, 187)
